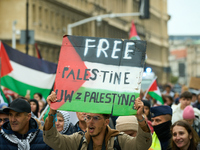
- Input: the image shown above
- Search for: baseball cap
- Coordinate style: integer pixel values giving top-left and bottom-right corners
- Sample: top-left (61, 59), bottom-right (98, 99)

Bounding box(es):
top-left (3, 98), bottom-right (31, 113)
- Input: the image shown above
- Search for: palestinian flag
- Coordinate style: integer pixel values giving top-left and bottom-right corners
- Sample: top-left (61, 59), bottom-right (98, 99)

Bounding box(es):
top-left (0, 41), bottom-right (57, 99)
top-left (147, 78), bottom-right (164, 105)
top-left (0, 87), bottom-right (8, 104)
top-left (51, 35), bottom-right (147, 116)
top-left (129, 21), bottom-right (140, 40)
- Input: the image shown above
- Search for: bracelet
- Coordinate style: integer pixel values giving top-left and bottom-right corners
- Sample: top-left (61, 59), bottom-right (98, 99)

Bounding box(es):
top-left (48, 113), bottom-right (57, 127)
top-left (137, 115), bottom-right (145, 122)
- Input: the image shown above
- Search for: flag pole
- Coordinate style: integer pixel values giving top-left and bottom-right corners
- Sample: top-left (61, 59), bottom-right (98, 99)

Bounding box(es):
top-left (38, 104), bottom-right (49, 121)
top-left (143, 76), bottom-right (157, 100)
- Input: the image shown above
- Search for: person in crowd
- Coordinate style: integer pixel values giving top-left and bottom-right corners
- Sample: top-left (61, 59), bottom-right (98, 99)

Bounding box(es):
top-left (0, 98), bottom-right (52, 149)
top-left (164, 95), bottom-right (174, 107)
top-left (171, 120), bottom-right (200, 150)
top-left (30, 99), bottom-right (39, 118)
top-left (181, 85), bottom-right (189, 94)
top-left (73, 112), bottom-right (87, 133)
top-left (190, 90), bottom-right (198, 106)
top-left (150, 105), bottom-right (173, 150)
top-left (55, 110), bottom-right (74, 135)
top-left (34, 93), bottom-right (43, 101)
top-left (0, 109), bottom-right (9, 130)
top-left (142, 100), bottom-right (154, 133)
top-left (43, 91), bottom-right (152, 150)
top-left (183, 105), bottom-right (200, 137)
top-left (142, 100), bottom-right (151, 121)
top-left (172, 91), bottom-right (200, 124)
top-left (174, 92), bottom-right (180, 100)
top-left (193, 93), bottom-right (200, 110)
top-left (116, 116), bottom-right (138, 137)
top-left (18, 96), bottom-right (30, 104)
top-left (116, 115), bottom-right (154, 150)
top-left (38, 100), bottom-right (45, 113)
top-left (162, 84), bottom-right (175, 97)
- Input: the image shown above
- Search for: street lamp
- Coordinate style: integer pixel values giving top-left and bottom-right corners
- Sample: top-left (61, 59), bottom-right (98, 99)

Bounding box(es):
top-left (67, 0), bottom-right (147, 35)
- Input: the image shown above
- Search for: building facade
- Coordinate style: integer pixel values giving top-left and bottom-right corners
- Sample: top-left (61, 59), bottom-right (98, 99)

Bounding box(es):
top-left (169, 35), bottom-right (200, 86)
top-left (0, 0), bottom-right (170, 85)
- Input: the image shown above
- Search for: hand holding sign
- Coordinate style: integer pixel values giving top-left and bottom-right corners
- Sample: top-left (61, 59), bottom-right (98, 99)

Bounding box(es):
top-left (134, 97), bottom-right (144, 116)
top-left (46, 91), bottom-right (58, 110)
top-left (134, 97), bottom-right (150, 133)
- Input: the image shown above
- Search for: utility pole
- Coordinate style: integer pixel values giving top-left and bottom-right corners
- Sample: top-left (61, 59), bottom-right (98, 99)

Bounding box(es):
top-left (26, 0), bottom-right (29, 54)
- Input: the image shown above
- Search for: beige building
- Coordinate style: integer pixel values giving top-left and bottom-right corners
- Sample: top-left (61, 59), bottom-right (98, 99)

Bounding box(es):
top-left (187, 39), bottom-right (200, 84)
top-left (0, 0), bottom-right (170, 85)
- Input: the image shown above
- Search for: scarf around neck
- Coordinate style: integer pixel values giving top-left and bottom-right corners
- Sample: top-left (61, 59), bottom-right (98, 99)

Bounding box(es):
top-left (1, 129), bottom-right (39, 150)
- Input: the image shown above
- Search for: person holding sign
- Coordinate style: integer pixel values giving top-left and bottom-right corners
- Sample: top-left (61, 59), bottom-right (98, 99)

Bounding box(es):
top-left (43, 91), bottom-right (152, 150)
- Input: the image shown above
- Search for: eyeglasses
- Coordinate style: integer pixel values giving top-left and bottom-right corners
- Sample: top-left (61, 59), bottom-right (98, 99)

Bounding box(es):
top-left (0, 118), bottom-right (9, 123)
top-left (84, 115), bottom-right (102, 122)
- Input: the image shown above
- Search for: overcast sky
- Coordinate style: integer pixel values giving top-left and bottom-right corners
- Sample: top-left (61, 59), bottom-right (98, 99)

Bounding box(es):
top-left (167, 0), bottom-right (200, 35)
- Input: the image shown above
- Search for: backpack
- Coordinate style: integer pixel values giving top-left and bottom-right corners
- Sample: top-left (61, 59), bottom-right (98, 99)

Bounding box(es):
top-left (78, 135), bottom-right (121, 150)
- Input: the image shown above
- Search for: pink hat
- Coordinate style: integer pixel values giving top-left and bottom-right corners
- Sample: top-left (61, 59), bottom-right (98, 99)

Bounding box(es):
top-left (183, 105), bottom-right (195, 119)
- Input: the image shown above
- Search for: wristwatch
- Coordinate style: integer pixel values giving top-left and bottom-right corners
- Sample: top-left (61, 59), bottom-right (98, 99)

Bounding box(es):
top-left (137, 115), bottom-right (145, 122)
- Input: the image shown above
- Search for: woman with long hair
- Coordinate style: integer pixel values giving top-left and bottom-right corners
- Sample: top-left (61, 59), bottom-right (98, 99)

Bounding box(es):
top-left (171, 120), bottom-right (200, 150)
top-left (30, 99), bottom-right (39, 118)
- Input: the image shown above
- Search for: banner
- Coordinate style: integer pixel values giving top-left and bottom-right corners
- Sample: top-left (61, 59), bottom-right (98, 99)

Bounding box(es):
top-left (51, 35), bottom-right (146, 116)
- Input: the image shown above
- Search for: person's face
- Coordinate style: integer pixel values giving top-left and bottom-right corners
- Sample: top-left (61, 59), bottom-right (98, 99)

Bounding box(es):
top-left (0, 114), bottom-right (9, 130)
top-left (198, 95), bottom-right (200, 103)
top-left (191, 95), bottom-right (197, 102)
top-left (124, 130), bottom-right (137, 137)
top-left (30, 102), bottom-right (37, 112)
top-left (34, 94), bottom-right (41, 101)
top-left (180, 98), bottom-right (191, 110)
top-left (85, 113), bottom-right (109, 137)
top-left (165, 87), bottom-right (171, 93)
top-left (151, 115), bottom-right (167, 126)
top-left (165, 97), bottom-right (173, 106)
top-left (144, 106), bottom-right (150, 117)
top-left (9, 110), bottom-right (31, 134)
top-left (184, 119), bottom-right (194, 126)
top-left (55, 116), bottom-right (64, 132)
top-left (172, 125), bottom-right (191, 149)
top-left (38, 101), bottom-right (44, 112)
top-left (76, 112), bottom-right (87, 122)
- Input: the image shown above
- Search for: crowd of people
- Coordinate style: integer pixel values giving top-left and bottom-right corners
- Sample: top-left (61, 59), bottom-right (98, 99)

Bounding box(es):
top-left (0, 83), bottom-right (200, 150)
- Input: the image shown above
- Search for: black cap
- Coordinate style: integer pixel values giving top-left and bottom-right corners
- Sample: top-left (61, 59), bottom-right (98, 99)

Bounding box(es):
top-left (0, 108), bottom-right (8, 114)
top-left (3, 98), bottom-right (31, 113)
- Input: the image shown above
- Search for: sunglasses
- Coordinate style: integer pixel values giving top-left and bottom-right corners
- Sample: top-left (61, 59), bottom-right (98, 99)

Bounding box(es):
top-left (84, 115), bottom-right (102, 122)
top-left (0, 118), bottom-right (9, 123)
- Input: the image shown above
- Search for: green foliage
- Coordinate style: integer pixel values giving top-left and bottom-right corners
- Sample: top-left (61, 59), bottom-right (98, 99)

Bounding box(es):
top-left (170, 74), bottom-right (178, 84)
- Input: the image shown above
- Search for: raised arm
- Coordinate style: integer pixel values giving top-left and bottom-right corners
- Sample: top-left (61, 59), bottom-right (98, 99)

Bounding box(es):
top-left (44, 91), bottom-right (58, 131)
top-left (134, 97), bottom-right (150, 133)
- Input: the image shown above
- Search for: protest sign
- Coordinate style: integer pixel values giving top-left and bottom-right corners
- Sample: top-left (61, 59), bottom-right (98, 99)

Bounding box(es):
top-left (51, 35), bottom-right (146, 116)
top-left (189, 77), bottom-right (200, 89)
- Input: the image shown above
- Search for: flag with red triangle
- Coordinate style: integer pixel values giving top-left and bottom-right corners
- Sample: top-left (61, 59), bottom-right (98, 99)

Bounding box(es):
top-left (147, 77), bottom-right (164, 104)
top-left (51, 35), bottom-right (147, 116)
top-left (129, 21), bottom-right (140, 40)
